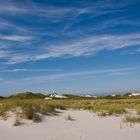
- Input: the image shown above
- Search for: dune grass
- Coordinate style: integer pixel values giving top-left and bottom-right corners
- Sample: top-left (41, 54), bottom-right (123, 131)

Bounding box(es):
top-left (13, 115), bottom-right (22, 126)
top-left (0, 99), bottom-right (64, 124)
top-left (65, 115), bottom-right (75, 121)
top-left (0, 97), bottom-right (140, 124)
top-left (124, 116), bottom-right (140, 123)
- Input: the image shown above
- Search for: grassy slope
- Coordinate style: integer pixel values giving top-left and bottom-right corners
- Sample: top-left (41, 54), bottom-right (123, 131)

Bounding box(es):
top-left (0, 95), bottom-right (140, 124)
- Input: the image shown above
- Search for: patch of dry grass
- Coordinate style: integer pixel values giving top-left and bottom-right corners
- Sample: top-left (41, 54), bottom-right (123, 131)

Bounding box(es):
top-left (65, 115), bottom-right (75, 121)
top-left (0, 97), bottom-right (140, 124)
top-left (124, 116), bottom-right (140, 123)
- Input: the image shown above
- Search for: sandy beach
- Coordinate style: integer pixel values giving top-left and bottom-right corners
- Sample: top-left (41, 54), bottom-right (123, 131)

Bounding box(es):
top-left (0, 110), bottom-right (140, 140)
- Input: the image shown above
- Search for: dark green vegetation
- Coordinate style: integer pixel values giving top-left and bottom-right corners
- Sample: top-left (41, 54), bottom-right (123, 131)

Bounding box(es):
top-left (8, 92), bottom-right (46, 99)
top-left (0, 96), bottom-right (4, 99)
top-left (0, 92), bottom-right (140, 125)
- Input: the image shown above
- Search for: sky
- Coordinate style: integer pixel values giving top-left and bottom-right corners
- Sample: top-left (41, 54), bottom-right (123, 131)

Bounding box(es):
top-left (0, 0), bottom-right (140, 96)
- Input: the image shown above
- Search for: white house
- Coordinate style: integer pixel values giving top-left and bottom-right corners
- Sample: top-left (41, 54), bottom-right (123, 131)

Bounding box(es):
top-left (84, 95), bottom-right (92, 98)
top-left (84, 95), bottom-right (97, 98)
top-left (93, 96), bottom-right (97, 98)
top-left (111, 94), bottom-right (116, 97)
top-left (129, 92), bottom-right (140, 97)
top-left (49, 93), bottom-right (68, 98)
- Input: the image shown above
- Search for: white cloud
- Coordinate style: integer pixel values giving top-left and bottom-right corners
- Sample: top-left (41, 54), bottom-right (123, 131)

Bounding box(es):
top-left (0, 20), bottom-right (33, 35)
top-left (0, 50), bottom-right (10, 58)
top-left (0, 35), bottom-right (33, 42)
top-left (0, 0), bottom-right (139, 65)
top-left (23, 67), bottom-right (140, 81)
top-left (1, 68), bottom-right (62, 72)
top-left (48, 33), bottom-right (140, 53)
top-left (0, 0), bottom-right (129, 19)
top-left (0, 2), bottom-right (89, 19)
top-left (5, 33), bottom-right (140, 64)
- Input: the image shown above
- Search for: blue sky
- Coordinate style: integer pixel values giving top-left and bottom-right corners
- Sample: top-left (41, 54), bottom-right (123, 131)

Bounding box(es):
top-left (0, 0), bottom-right (140, 96)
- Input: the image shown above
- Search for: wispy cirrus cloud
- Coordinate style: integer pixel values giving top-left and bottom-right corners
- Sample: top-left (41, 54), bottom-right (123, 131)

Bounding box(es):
top-left (3, 32), bottom-right (140, 64)
top-left (0, 0), bottom-right (132, 36)
top-left (23, 67), bottom-right (140, 81)
top-left (0, 35), bottom-right (33, 42)
top-left (0, 66), bottom-right (139, 90)
top-left (0, 67), bottom-right (137, 87)
top-left (0, 50), bottom-right (10, 58)
top-left (0, 0), bottom-right (140, 95)
top-left (0, 68), bottom-right (62, 72)
top-left (0, 0), bottom-right (139, 65)
top-left (0, 0), bottom-right (131, 18)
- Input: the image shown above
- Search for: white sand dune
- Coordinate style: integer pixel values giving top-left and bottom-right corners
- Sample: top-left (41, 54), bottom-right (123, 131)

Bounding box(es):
top-left (0, 110), bottom-right (140, 140)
